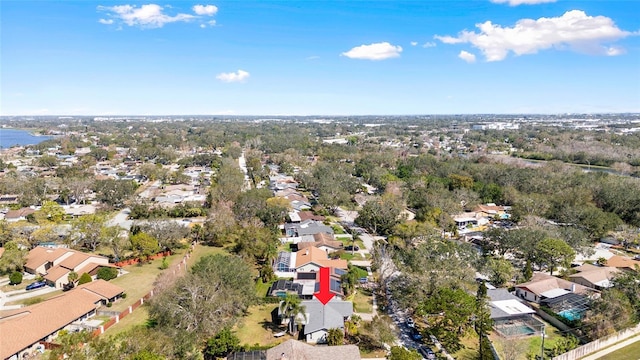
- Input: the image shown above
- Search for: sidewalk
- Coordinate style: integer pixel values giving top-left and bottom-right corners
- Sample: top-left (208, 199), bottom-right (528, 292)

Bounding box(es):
top-left (580, 335), bottom-right (640, 360)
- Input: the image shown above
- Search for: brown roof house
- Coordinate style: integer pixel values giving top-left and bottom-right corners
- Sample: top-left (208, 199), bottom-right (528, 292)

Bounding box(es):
top-left (296, 233), bottom-right (344, 253)
top-left (0, 280), bottom-right (124, 360)
top-left (606, 255), bottom-right (640, 272)
top-left (295, 247), bottom-right (348, 273)
top-left (4, 207), bottom-right (36, 222)
top-left (568, 263), bottom-right (620, 289)
top-left (25, 246), bottom-right (116, 289)
top-left (515, 272), bottom-right (597, 303)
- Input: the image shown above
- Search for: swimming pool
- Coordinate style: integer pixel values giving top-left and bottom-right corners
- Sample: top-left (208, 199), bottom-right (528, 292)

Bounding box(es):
top-left (499, 324), bottom-right (536, 337)
top-left (558, 309), bottom-right (583, 322)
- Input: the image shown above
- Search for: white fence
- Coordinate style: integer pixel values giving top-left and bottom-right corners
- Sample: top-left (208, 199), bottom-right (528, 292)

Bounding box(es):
top-left (552, 324), bottom-right (640, 360)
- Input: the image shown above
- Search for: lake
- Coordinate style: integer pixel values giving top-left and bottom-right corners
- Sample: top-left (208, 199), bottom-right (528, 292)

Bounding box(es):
top-left (0, 128), bottom-right (53, 148)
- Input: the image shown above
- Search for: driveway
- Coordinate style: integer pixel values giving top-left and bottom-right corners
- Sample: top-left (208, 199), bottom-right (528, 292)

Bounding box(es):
top-left (0, 285), bottom-right (59, 310)
top-left (108, 208), bottom-right (133, 230)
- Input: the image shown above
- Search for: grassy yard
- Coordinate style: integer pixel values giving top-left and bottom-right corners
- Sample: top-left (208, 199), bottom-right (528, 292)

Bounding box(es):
top-left (351, 288), bottom-right (373, 313)
top-left (234, 304), bottom-right (295, 347)
top-left (451, 333), bottom-right (480, 360)
top-left (105, 306), bottom-right (151, 336)
top-left (256, 279), bottom-right (275, 297)
top-left (109, 251), bottom-right (184, 312)
top-left (597, 337), bottom-right (640, 360)
top-left (490, 321), bottom-right (568, 360)
top-left (185, 244), bottom-right (229, 268)
top-left (340, 252), bottom-right (365, 261)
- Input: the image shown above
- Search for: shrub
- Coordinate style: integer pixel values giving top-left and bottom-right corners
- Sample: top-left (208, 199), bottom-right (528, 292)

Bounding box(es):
top-left (96, 267), bottom-right (118, 281)
top-left (106, 302), bottom-right (113, 308)
top-left (122, 293), bottom-right (127, 299)
top-left (24, 297), bottom-right (43, 305)
top-left (159, 257), bottom-right (169, 270)
top-left (78, 273), bottom-right (92, 285)
top-left (9, 271), bottom-right (23, 285)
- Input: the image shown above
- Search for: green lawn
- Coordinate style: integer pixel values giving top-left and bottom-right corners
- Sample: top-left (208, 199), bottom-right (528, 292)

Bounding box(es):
top-left (234, 304), bottom-right (295, 347)
top-left (597, 338), bottom-right (640, 360)
top-left (351, 288), bottom-right (374, 313)
top-left (105, 305), bottom-right (151, 336)
top-left (109, 251), bottom-right (184, 312)
top-left (256, 279), bottom-right (275, 297)
top-left (186, 244), bottom-right (229, 268)
top-left (490, 321), bottom-right (569, 360)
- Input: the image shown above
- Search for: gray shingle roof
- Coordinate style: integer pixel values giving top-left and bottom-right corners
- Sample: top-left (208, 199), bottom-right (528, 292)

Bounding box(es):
top-left (301, 298), bottom-right (353, 335)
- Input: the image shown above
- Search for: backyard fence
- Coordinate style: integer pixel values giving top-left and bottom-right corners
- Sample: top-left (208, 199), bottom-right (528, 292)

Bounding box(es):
top-left (552, 323), bottom-right (640, 360)
top-left (92, 245), bottom-right (194, 336)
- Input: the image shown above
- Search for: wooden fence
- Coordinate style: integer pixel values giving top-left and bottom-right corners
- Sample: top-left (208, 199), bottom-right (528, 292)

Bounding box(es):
top-left (92, 245), bottom-right (194, 336)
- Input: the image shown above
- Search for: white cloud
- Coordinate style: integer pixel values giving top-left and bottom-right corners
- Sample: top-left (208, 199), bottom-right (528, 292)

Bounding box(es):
top-left (216, 69), bottom-right (250, 83)
top-left (458, 50), bottom-right (477, 63)
top-left (193, 4), bottom-right (218, 16)
top-left (422, 41), bottom-right (437, 48)
top-left (341, 42), bottom-right (402, 60)
top-left (606, 46), bottom-right (626, 56)
top-left (306, 55), bottom-right (320, 60)
top-left (98, 18), bottom-right (114, 25)
top-left (435, 10), bottom-right (633, 61)
top-left (200, 24), bottom-right (206, 29)
top-left (490, 0), bottom-right (556, 5)
top-left (97, 4), bottom-right (195, 28)
top-left (410, 41), bottom-right (418, 46)
top-left (208, 20), bottom-right (217, 26)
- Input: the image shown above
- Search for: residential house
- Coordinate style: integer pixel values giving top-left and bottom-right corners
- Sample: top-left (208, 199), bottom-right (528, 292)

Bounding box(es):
top-left (269, 268), bottom-right (346, 300)
top-left (295, 247), bottom-right (348, 273)
top-left (62, 204), bottom-right (97, 218)
top-left (300, 298), bottom-right (353, 343)
top-left (269, 175), bottom-right (298, 191)
top-left (568, 263), bottom-right (620, 289)
top-left (4, 207), bottom-right (36, 222)
top-left (296, 233), bottom-right (344, 253)
top-left (473, 203), bottom-right (511, 220)
top-left (284, 220), bottom-right (333, 238)
top-left (25, 247), bottom-right (116, 288)
top-left (0, 194), bottom-right (19, 205)
top-left (297, 211), bottom-right (325, 222)
top-left (487, 289), bottom-right (544, 338)
top-left (452, 212), bottom-right (489, 233)
top-left (0, 280), bottom-right (124, 360)
top-left (228, 339), bottom-right (361, 360)
top-left (606, 255), bottom-right (640, 272)
top-left (515, 272), bottom-right (596, 304)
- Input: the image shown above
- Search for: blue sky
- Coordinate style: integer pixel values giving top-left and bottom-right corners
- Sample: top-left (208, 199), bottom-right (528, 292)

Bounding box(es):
top-left (2, 0), bottom-right (639, 115)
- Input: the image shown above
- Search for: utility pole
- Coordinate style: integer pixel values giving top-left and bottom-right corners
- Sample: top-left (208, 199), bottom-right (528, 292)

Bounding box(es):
top-left (540, 324), bottom-right (546, 360)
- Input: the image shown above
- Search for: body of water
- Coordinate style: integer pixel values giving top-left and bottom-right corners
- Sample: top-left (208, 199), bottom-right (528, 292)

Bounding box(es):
top-left (0, 128), bottom-right (53, 148)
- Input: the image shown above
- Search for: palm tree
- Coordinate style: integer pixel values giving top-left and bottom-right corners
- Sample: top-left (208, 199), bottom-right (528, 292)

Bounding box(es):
top-left (67, 271), bottom-right (78, 284)
top-left (279, 294), bottom-right (307, 335)
top-left (349, 229), bottom-right (359, 256)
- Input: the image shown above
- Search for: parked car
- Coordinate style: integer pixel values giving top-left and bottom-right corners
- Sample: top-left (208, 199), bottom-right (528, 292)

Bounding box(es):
top-left (26, 281), bottom-right (47, 291)
top-left (419, 346), bottom-right (436, 359)
top-left (410, 327), bottom-right (423, 341)
top-left (407, 317), bottom-right (415, 328)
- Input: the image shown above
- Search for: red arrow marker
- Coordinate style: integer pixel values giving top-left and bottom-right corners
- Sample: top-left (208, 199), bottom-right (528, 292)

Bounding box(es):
top-left (314, 267), bottom-right (335, 305)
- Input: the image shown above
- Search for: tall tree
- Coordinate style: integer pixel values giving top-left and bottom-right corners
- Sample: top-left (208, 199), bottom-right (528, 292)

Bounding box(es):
top-left (149, 254), bottom-right (255, 343)
top-left (71, 214), bottom-right (106, 252)
top-left (416, 287), bottom-right (476, 352)
top-left (355, 194), bottom-right (404, 236)
top-left (533, 238), bottom-right (576, 275)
